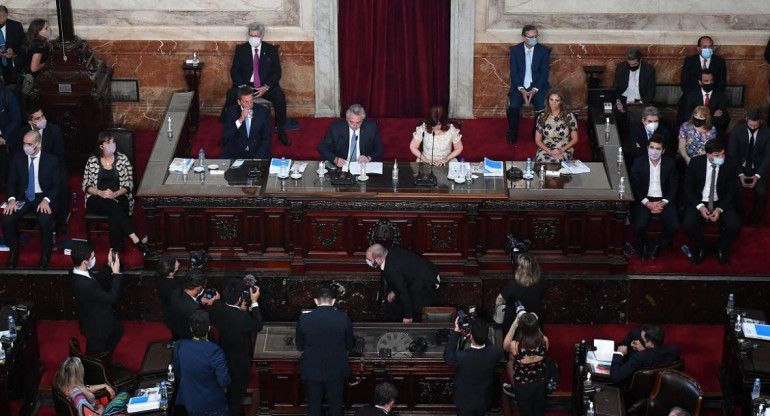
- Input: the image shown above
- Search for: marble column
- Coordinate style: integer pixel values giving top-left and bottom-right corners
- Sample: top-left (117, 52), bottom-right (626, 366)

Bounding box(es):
top-left (449, 0), bottom-right (475, 119)
top-left (313, 0), bottom-right (341, 117)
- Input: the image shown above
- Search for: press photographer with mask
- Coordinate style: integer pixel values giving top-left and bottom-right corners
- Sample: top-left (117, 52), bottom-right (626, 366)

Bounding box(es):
top-left (169, 269), bottom-right (219, 340)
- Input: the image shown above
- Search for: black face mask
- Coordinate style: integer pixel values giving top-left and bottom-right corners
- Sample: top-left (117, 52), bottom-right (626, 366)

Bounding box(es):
top-left (693, 118), bottom-right (706, 128)
top-left (701, 83), bottom-right (714, 93)
top-left (628, 65), bottom-right (640, 72)
top-left (749, 127), bottom-right (759, 134)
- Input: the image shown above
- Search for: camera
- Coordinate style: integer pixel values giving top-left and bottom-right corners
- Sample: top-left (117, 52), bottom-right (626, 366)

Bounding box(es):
top-left (203, 288), bottom-right (216, 300)
top-left (514, 301), bottom-right (527, 317)
top-left (242, 274), bottom-right (259, 301)
top-left (189, 250), bottom-right (209, 270)
top-left (457, 310), bottom-right (473, 332)
top-left (507, 234), bottom-right (532, 255)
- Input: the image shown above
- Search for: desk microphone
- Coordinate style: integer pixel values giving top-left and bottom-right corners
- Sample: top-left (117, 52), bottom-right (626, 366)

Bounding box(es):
top-left (414, 130), bottom-right (438, 187)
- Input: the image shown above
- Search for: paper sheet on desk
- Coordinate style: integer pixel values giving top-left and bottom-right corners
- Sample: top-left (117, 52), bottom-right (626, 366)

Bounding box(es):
top-left (269, 158), bottom-right (292, 174)
top-left (561, 160), bottom-right (591, 174)
top-left (169, 158), bottom-right (194, 172)
top-left (348, 162), bottom-right (383, 175)
top-left (483, 158), bottom-right (504, 176)
top-left (593, 339), bottom-right (615, 361)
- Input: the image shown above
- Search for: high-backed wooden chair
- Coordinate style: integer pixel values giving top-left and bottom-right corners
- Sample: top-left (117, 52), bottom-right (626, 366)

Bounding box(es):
top-left (625, 358), bottom-right (685, 412)
top-left (69, 338), bottom-right (136, 392)
top-left (421, 306), bottom-right (457, 323)
top-left (52, 386), bottom-right (77, 416)
top-left (641, 370), bottom-right (703, 416)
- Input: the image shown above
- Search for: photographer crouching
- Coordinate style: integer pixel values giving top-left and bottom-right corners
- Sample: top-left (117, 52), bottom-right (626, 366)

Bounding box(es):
top-left (443, 312), bottom-right (502, 416)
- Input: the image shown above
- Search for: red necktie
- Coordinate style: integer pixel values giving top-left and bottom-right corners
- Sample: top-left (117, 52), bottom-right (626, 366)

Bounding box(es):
top-left (704, 93), bottom-right (710, 107)
top-left (253, 48), bottom-right (261, 88)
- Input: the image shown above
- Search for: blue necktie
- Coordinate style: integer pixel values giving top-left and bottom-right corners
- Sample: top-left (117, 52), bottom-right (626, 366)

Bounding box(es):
top-left (523, 48), bottom-right (533, 88)
top-left (0, 29), bottom-right (6, 67)
top-left (349, 132), bottom-right (358, 162)
top-left (26, 157), bottom-right (36, 201)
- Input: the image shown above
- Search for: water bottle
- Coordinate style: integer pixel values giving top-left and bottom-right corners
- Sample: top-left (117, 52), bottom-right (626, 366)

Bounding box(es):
top-left (587, 401), bottom-right (595, 416)
top-left (198, 148), bottom-right (205, 168)
top-left (758, 403), bottom-right (765, 416)
top-left (192, 52), bottom-right (199, 66)
top-left (159, 381), bottom-right (169, 410)
top-left (680, 244), bottom-right (692, 258)
top-left (605, 117), bottom-right (610, 132)
top-left (7, 316), bottom-right (16, 339)
top-left (752, 378), bottom-right (761, 401)
top-left (526, 157), bottom-right (532, 175)
top-left (465, 162), bottom-right (472, 182)
top-left (0, 343), bottom-right (5, 363)
top-left (585, 372), bottom-right (592, 388)
top-left (458, 158), bottom-right (466, 179)
top-left (392, 160), bottom-right (399, 181)
top-left (167, 364), bottom-right (175, 383)
top-left (736, 314), bottom-right (743, 333)
top-left (167, 116), bottom-right (173, 139)
top-left (726, 293), bottom-right (735, 315)
top-left (280, 157), bottom-right (289, 178)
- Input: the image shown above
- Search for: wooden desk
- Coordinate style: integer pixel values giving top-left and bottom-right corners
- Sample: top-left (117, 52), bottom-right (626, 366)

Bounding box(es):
top-left (0, 304), bottom-right (41, 416)
top-left (724, 308), bottom-right (770, 416)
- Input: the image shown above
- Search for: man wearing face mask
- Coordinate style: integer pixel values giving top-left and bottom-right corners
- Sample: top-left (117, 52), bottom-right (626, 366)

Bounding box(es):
top-left (728, 109), bottom-right (770, 225)
top-left (221, 85), bottom-right (272, 159)
top-left (154, 255), bottom-right (181, 334)
top-left (169, 269), bottom-right (219, 340)
top-left (2, 130), bottom-right (61, 269)
top-left (627, 106), bottom-right (673, 166)
top-left (226, 22), bottom-right (290, 146)
top-left (683, 139), bottom-right (740, 265)
top-left (366, 244), bottom-right (440, 323)
top-left (507, 24), bottom-right (550, 143)
top-left (680, 36), bottom-right (727, 95)
top-left (630, 135), bottom-right (679, 260)
top-left (677, 71), bottom-right (729, 136)
top-left (612, 47), bottom-right (657, 133)
top-left (69, 242), bottom-right (124, 357)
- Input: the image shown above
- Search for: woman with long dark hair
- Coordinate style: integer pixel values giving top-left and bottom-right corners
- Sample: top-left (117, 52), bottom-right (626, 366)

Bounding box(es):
top-left (534, 89), bottom-right (579, 162)
top-left (503, 312), bottom-right (550, 416)
top-left (409, 105), bottom-right (463, 166)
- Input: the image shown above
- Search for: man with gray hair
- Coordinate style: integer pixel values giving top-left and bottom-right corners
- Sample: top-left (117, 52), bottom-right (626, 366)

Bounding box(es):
top-left (227, 22), bottom-right (290, 146)
top-left (626, 106), bottom-right (673, 166)
top-left (318, 104), bottom-right (384, 167)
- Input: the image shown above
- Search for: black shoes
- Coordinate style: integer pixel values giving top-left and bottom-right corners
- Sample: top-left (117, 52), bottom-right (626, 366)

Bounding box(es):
top-left (648, 244), bottom-right (662, 260)
top-left (506, 130), bottom-right (517, 144)
top-left (38, 253), bottom-right (50, 269)
top-left (7, 251), bottom-right (18, 269)
top-left (278, 132), bottom-right (291, 146)
top-left (692, 249), bottom-right (706, 265)
top-left (717, 250), bottom-right (730, 266)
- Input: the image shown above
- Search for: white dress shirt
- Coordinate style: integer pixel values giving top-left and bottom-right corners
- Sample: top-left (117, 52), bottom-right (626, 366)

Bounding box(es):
top-left (697, 163), bottom-right (720, 210)
top-left (72, 268), bottom-right (92, 279)
top-left (623, 69), bottom-right (641, 103)
top-left (700, 56), bottom-right (710, 70)
top-left (641, 159), bottom-right (663, 204)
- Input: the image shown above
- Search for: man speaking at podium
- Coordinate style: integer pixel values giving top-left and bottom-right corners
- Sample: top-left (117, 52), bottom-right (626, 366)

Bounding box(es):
top-left (318, 104), bottom-right (384, 168)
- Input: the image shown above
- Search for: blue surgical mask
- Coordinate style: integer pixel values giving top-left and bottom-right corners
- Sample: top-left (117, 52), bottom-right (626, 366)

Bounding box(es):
top-left (527, 37), bottom-right (538, 47)
top-left (88, 257), bottom-right (96, 269)
top-left (700, 48), bottom-right (713, 59)
top-left (712, 157), bottom-right (725, 166)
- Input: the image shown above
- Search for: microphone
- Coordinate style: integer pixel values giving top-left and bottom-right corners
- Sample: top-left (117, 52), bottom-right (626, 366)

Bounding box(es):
top-left (414, 129), bottom-right (437, 187)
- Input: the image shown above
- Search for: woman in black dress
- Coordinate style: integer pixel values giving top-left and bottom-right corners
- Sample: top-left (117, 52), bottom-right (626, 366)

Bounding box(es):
top-left (19, 19), bottom-right (51, 107)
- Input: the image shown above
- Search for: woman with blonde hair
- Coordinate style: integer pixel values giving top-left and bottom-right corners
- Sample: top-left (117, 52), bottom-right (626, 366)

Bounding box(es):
top-left (678, 105), bottom-right (717, 164)
top-left (53, 357), bottom-right (129, 416)
top-left (496, 252), bottom-right (546, 333)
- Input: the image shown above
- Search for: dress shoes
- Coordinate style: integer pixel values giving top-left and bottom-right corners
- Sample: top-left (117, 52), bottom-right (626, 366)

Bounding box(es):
top-left (506, 130), bottom-right (518, 144)
top-left (648, 244), bottom-right (662, 260)
top-left (638, 245), bottom-right (648, 260)
top-left (278, 132), bottom-right (291, 146)
top-left (717, 250), bottom-right (730, 266)
top-left (692, 249), bottom-right (706, 265)
top-left (7, 251), bottom-right (18, 269)
top-left (38, 253), bottom-right (50, 269)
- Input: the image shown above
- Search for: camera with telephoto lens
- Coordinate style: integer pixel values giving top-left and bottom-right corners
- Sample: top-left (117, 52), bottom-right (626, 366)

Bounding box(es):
top-left (514, 300), bottom-right (527, 317)
top-left (507, 234), bottom-right (532, 256)
top-left (189, 250), bottom-right (209, 270)
top-left (456, 305), bottom-right (476, 332)
top-left (242, 274), bottom-right (259, 301)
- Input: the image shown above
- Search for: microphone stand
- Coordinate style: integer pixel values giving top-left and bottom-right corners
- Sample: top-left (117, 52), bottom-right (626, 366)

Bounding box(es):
top-left (414, 130), bottom-right (438, 187)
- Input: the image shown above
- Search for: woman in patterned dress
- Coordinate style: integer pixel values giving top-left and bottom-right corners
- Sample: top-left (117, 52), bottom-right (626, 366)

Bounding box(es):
top-left (534, 89), bottom-right (579, 163)
top-left (678, 105), bottom-right (717, 164)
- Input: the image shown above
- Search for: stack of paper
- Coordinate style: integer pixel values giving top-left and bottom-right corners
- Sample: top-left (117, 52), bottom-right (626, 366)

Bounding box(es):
top-left (348, 162), bottom-right (383, 175)
top-left (560, 160), bottom-right (591, 174)
top-left (586, 339), bottom-right (614, 375)
top-left (127, 387), bottom-right (161, 413)
top-left (168, 158), bottom-right (194, 172)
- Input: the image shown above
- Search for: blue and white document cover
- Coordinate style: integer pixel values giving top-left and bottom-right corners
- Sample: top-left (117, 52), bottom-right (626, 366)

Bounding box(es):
top-left (269, 158), bottom-right (292, 174)
top-left (483, 158), bottom-right (504, 177)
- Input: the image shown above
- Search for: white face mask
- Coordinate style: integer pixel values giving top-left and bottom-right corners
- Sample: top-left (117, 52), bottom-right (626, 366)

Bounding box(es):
top-left (35, 119), bottom-right (47, 130)
top-left (644, 122), bottom-right (658, 134)
top-left (248, 36), bottom-right (261, 48)
top-left (366, 258), bottom-right (378, 268)
top-left (648, 148), bottom-right (662, 161)
top-left (103, 143), bottom-right (117, 155)
top-left (23, 144), bottom-right (37, 156)
top-left (88, 257), bottom-right (96, 269)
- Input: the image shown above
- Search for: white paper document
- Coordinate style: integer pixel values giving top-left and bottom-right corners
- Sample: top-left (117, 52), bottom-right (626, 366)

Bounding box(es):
top-left (168, 158), bottom-right (194, 172)
top-left (561, 160), bottom-right (591, 174)
top-left (348, 162), bottom-right (383, 175)
top-left (592, 339), bottom-right (615, 362)
top-left (269, 158), bottom-right (292, 174)
top-left (483, 158), bottom-right (504, 177)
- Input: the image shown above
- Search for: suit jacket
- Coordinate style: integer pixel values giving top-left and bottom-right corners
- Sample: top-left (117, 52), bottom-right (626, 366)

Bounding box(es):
top-left (612, 61), bottom-right (656, 104)
top-left (444, 331), bottom-right (503, 411)
top-left (14, 124), bottom-right (65, 162)
top-left (230, 41), bottom-right (282, 89)
top-left (296, 306), bottom-right (354, 382)
top-left (610, 343), bottom-right (680, 384)
top-left (630, 155), bottom-right (678, 204)
top-left (221, 103), bottom-right (272, 159)
top-left (680, 53), bottom-right (727, 94)
top-left (173, 338), bottom-right (230, 413)
top-left (69, 268), bottom-right (123, 339)
top-left (354, 406), bottom-right (390, 416)
top-left (728, 123), bottom-right (770, 178)
top-left (382, 247), bottom-right (440, 320)
top-left (677, 89), bottom-right (729, 131)
top-left (0, 86), bottom-right (21, 138)
top-left (154, 275), bottom-right (181, 332)
top-left (209, 301), bottom-right (263, 374)
top-left (169, 289), bottom-right (202, 340)
top-left (627, 123), bottom-right (674, 162)
top-left (317, 118), bottom-right (384, 163)
top-left (7, 150), bottom-right (61, 203)
top-left (1, 19), bottom-right (25, 83)
top-left (509, 42), bottom-right (550, 96)
top-left (684, 154), bottom-right (739, 212)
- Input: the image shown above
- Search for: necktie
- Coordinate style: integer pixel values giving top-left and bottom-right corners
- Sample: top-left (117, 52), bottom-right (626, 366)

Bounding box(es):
top-left (253, 48), bottom-right (261, 89)
top-left (747, 132), bottom-right (755, 172)
top-left (707, 164), bottom-right (717, 212)
top-left (0, 29), bottom-right (6, 67)
top-left (245, 114), bottom-right (251, 136)
top-left (647, 131), bottom-right (652, 140)
top-left (702, 59), bottom-right (708, 70)
top-left (26, 157), bottom-right (36, 202)
top-left (349, 132), bottom-right (358, 162)
top-left (704, 93), bottom-right (710, 107)
top-left (523, 48), bottom-right (533, 89)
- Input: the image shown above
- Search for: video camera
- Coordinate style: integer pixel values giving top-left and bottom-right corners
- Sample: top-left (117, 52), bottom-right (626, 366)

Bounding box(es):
top-left (242, 274), bottom-right (259, 301)
top-left (456, 305), bottom-right (477, 332)
top-left (507, 234), bottom-right (532, 258)
top-left (513, 300), bottom-right (527, 317)
top-left (189, 250), bottom-right (209, 270)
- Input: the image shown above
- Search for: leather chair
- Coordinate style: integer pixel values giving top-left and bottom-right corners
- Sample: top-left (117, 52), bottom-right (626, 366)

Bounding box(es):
top-left (83, 128), bottom-right (135, 241)
top-left (421, 306), bottom-right (457, 323)
top-left (52, 386), bottom-right (77, 416)
top-left (625, 358), bottom-right (685, 412)
top-left (69, 338), bottom-right (136, 392)
top-left (642, 370), bottom-right (703, 416)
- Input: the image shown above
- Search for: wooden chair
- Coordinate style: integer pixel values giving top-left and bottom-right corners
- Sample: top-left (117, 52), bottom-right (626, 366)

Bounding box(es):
top-left (83, 128), bottom-right (135, 241)
top-left (52, 386), bottom-right (77, 416)
top-left (69, 338), bottom-right (136, 393)
top-left (640, 370), bottom-right (703, 416)
top-left (625, 358), bottom-right (685, 412)
top-left (421, 306), bottom-right (457, 323)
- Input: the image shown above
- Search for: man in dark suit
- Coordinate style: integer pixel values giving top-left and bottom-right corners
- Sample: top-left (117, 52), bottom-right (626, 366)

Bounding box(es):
top-left (366, 244), bottom-right (440, 323)
top-left (630, 135), bottom-right (679, 260)
top-left (626, 106), bottom-right (674, 165)
top-left (680, 36), bottom-right (727, 96)
top-left (0, 81), bottom-right (21, 191)
top-left (354, 382), bottom-right (398, 416)
top-left (507, 24), bottom-right (550, 143)
top-left (2, 130), bottom-right (61, 269)
top-left (209, 278), bottom-right (263, 416)
top-left (154, 255), bottom-right (180, 334)
top-left (683, 139), bottom-right (741, 265)
top-left (444, 319), bottom-right (502, 416)
top-left (0, 6), bottom-right (25, 86)
top-left (221, 86), bottom-right (272, 160)
top-left (317, 104), bottom-right (384, 167)
top-left (169, 269), bottom-right (218, 340)
top-left (610, 324), bottom-right (680, 385)
top-left (69, 241), bottom-right (124, 356)
top-left (296, 285), bottom-right (354, 416)
top-left (728, 109), bottom-right (770, 225)
top-left (612, 47), bottom-right (656, 133)
top-left (228, 22), bottom-right (290, 146)
top-left (677, 71), bottom-right (729, 135)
